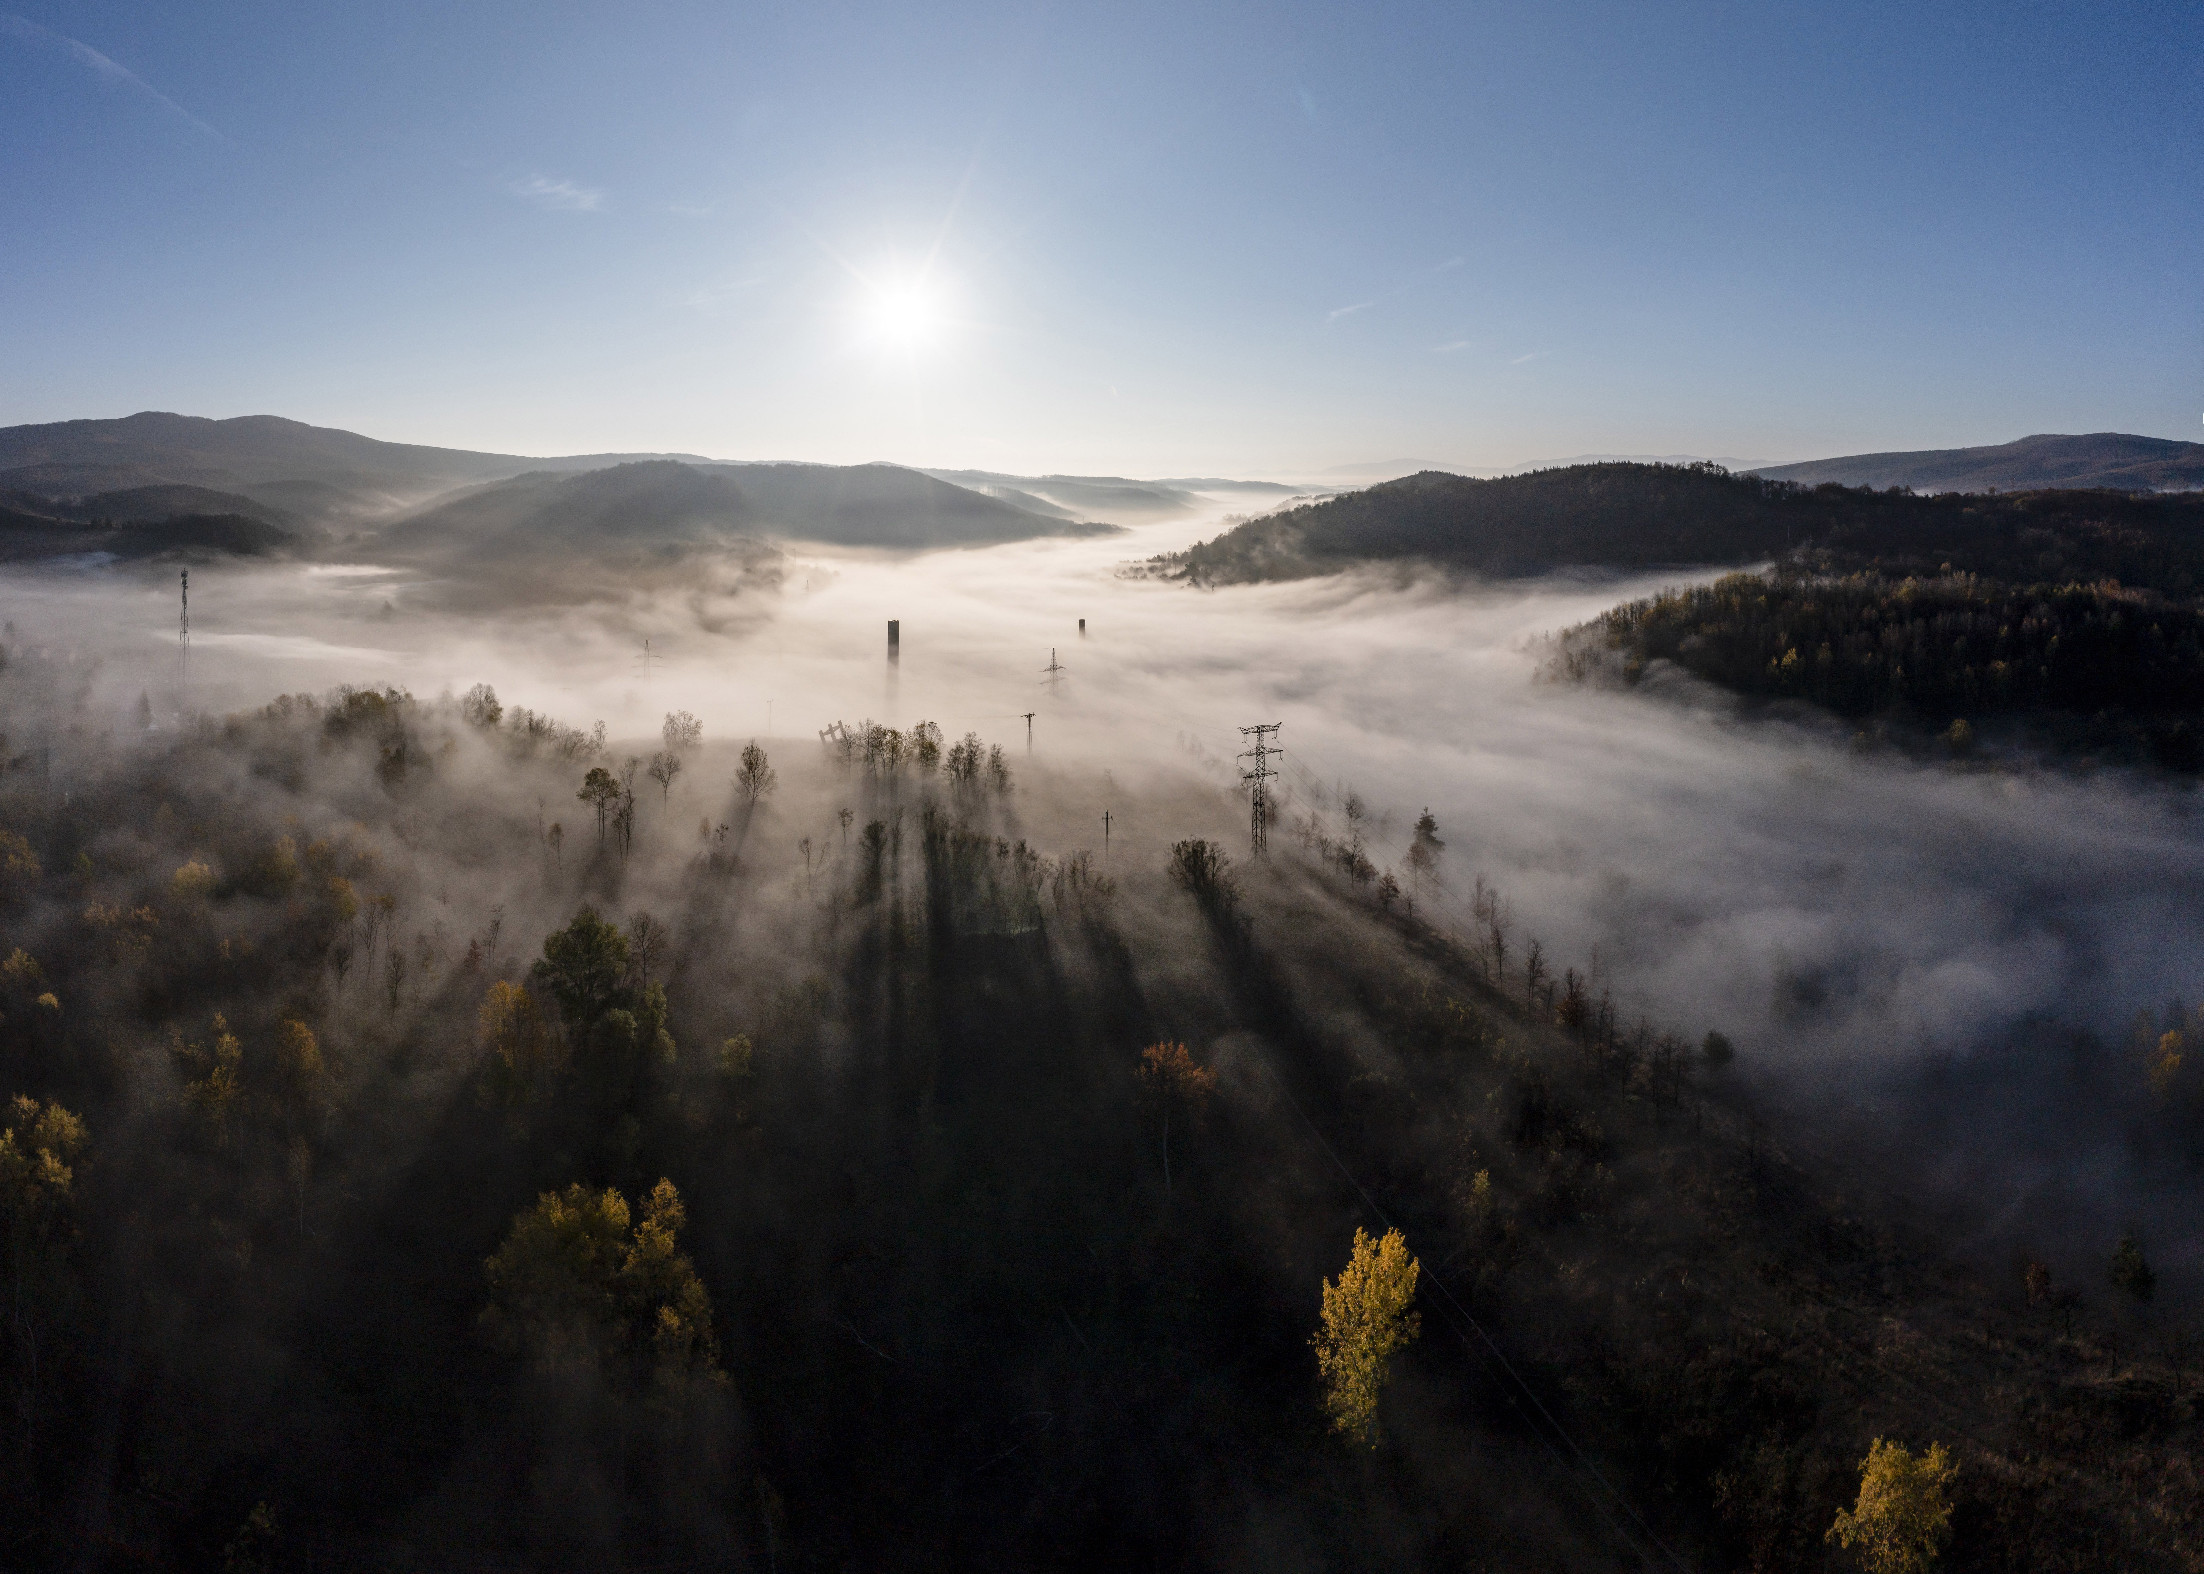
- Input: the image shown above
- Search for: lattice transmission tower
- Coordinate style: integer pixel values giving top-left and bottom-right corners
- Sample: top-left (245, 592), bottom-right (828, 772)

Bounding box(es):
top-left (1239, 722), bottom-right (1282, 855)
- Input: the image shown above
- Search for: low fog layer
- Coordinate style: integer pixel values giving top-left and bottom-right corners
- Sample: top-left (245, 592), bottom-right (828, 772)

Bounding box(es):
top-left (8, 498), bottom-right (2202, 1271)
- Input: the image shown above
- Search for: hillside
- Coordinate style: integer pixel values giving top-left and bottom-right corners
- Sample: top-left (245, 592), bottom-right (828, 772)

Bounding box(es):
top-left (1162, 463), bottom-right (2204, 588)
top-left (0, 481), bottom-right (296, 562)
top-left (0, 667), bottom-right (2193, 1569)
top-left (0, 412), bottom-right (722, 524)
top-left (1160, 464), bottom-right (1808, 582)
top-left (1546, 485), bottom-right (2204, 766)
top-left (1754, 433), bottom-right (2204, 494)
top-left (377, 458), bottom-right (1104, 562)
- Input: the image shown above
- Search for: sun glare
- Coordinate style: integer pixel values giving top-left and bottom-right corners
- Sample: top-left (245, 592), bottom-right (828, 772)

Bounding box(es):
top-left (860, 275), bottom-right (945, 353)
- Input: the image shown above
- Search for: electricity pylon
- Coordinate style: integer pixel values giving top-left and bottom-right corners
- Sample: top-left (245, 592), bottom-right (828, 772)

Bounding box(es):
top-left (1239, 722), bottom-right (1282, 856)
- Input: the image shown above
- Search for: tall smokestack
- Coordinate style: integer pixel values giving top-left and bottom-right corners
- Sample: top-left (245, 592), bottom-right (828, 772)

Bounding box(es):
top-left (888, 619), bottom-right (900, 664)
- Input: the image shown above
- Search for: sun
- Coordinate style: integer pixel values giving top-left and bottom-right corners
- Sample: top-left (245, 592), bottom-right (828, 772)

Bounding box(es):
top-left (860, 275), bottom-right (944, 352)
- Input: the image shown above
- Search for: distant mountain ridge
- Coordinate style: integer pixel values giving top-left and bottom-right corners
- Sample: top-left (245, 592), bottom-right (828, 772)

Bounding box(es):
top-left (0, 414), bottom-right (1312, 566)
top-left (384, 459), bottom-right (1112, 559)
top-left (0, 411), bottom-right (721, 522)
top-left (1752, 432), bottom-right (2204, 493)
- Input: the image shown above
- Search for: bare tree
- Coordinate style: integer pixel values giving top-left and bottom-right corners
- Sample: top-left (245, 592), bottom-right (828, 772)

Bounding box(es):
top-left (737, 742), bottom-right (778, 805)
top-left (647, 749), bottom-right (683, 804)
top-left (662, 710), bottom-right (702, 755)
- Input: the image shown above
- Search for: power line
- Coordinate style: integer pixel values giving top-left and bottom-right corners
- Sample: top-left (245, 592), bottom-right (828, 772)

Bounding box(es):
top-left (1260, 1051), bottom-right (1693, 1572)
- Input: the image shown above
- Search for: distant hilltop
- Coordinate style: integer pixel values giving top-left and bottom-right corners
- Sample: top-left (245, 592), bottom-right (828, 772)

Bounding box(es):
top-left (1751, 432), bottom-right (2204, 494)
top-left (0, 411), bottom-right (1287, 534)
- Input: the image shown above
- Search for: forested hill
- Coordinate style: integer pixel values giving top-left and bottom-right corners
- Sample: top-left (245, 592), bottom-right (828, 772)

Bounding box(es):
top-left (1551, 484), bottom-right (2204, 769)
top-left (1159, 462), bottom-right (2204, 586)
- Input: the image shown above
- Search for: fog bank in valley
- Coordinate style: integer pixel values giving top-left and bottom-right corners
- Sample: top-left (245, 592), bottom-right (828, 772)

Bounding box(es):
top-left (10, 498), bottom-right (2202, 1276)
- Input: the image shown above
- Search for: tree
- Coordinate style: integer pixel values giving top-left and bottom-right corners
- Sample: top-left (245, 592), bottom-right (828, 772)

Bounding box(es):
top-left (578, 767), bottom-right (621, 845)
top-left (2, 1094), bottom-right (87, 1406)
top-left (2147, 1030), bottom-right (2184, 1101)
top-left (1169, 839), bottom-right (1234, 906)
top-left (174, 1016), bottom-right (246, 1149)
top-left (946, 733), bottom-right (983, 788)
top-left (910, 720), bottom-right (942, 772)
top-left (1827, 1437), bottom-right (1956, 1574)
top-left (1137, 1041), bottom-right (1215, 1194)
top-left (2109, 1232), bottom-right (2155, 1303)
top-left (647, 749), bottom-right (683, 804)
top-left (531, 907), bottom-right (675, 1067)
top-left (480, 980), bottom-right (552, 1106)
top-left (0, 828), bottom-right (40, 895)
top-left (461, 683), bottom-right (503, 727)
top-left (1312, 1226), bottom-right (1421, 1447)
top-left (737, 742), bottom-right (777, 805)
top-left (271, 1019), bottom-right (328, 1135)
top-left (661, 710), bottom-right (702, 755)
top-left (612, 785), bottom-right (637, 861)
top-left (482, 1179), bottom-right (719, 1380)
top-left (534, 907), bottom-right (630, 1028)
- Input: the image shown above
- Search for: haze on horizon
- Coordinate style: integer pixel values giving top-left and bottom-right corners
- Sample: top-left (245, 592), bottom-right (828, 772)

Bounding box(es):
top-left (3, 0), bottom-right (2199, 477)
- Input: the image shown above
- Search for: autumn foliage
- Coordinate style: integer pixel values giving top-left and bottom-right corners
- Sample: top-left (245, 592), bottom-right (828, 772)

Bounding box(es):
top-left (1827, 1437), bottom-right (1956, 1574)
top-left (1312, 1226), bottom-right (1421, 1447)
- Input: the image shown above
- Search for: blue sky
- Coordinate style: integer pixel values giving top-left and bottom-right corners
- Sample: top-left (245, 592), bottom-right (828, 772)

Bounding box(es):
top-left (2, 1), bottom-right (2198, 474)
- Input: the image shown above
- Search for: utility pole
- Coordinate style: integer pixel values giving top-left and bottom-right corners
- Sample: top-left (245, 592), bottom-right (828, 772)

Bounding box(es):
top-left (1238, 722), bottom-right (1282, 856)
top-left (1103, 809), bottom-right (1111, 862)
top-left (178, 569), bottom-right (190, 683)
top-left (1022, 712), bottom-right (1035, 751)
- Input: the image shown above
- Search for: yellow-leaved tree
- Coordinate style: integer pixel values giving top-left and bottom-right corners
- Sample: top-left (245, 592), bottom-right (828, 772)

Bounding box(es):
top-left (1827, 1437), bottom-right (1957, 1574)
top-left (478, 980), bottom-right (551, 1107)
top-left (1, 1094), bottom-right (88, 1403)
top-left (173, 1016), bottom-right (246, 1149)
top-left (1312, 1225), bottom-right (1421, 1447)
top-left (482, 1178), bottom-right (720, 1386)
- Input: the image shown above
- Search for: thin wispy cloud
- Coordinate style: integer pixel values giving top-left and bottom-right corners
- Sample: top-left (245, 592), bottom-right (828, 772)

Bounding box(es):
top-left (1, 13), bottom-right (223, 139)
top-left (1511, 350), bottom-right (1549, 364)
top-left (1330, 256), bottom-right (1465, 326)
top-left (512, 175), bottom-right (604, 212)
top-left (1433, 339), bottom-right (1472, 354)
